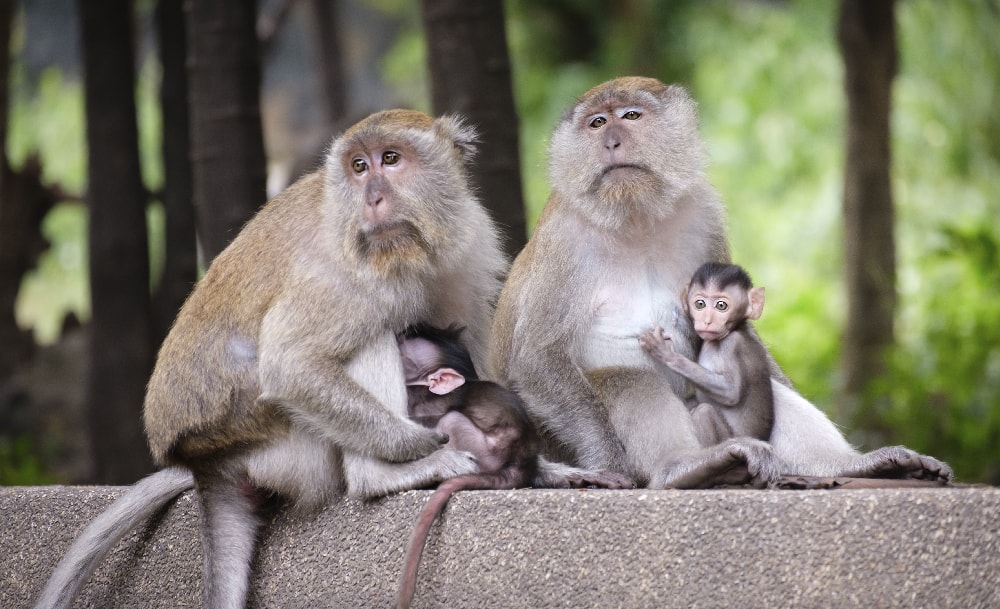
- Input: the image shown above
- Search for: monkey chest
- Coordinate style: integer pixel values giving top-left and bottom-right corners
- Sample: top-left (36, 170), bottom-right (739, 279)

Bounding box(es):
top-left (580, 272), bottom-right (686, 370)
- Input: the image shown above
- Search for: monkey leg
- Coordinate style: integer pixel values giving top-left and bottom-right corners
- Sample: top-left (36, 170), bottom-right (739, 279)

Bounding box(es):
top-left (657, 438), bottom-right (780, 489)
top-left (595, 367), bottom-right (703, 487)
top-left (768, 380), bottom-right (952, 482)
top-left (690, 403), bottom-right (735, 447)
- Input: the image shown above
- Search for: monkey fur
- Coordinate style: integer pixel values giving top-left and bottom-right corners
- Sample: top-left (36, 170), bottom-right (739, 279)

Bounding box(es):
top-left (641, 262), bottom-right (774, 445)
top-left (35, 110), bottom-right (508, 609)
top-left (491, 76), bottom-right (952, 489)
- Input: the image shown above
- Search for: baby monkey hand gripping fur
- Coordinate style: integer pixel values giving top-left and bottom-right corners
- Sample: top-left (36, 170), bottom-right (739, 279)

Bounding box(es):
top-left (35, 110), bottom-right (508, 609)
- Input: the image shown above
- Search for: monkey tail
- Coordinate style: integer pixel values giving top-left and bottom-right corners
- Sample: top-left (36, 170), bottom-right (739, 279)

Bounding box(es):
top-left (395, 475), bottom-right (505, 609)
top-left (33, 466), bottom-right (194, 609)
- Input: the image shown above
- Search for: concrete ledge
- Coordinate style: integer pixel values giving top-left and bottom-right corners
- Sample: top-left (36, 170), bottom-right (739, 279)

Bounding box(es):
top-left (2, 485), bottom-right (998, 608)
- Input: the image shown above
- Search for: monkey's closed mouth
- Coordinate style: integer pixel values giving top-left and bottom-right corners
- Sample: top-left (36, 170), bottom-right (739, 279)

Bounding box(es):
top-left (367, 220), bottom-right (418, 240)
top-left (602, 163), bottom-right (644, 175)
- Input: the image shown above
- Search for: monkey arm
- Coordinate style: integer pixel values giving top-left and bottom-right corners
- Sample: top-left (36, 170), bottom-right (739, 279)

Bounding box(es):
top-left (658, 354), bottom-right (742, 407)
top-left (508, 336), bottom-right (629, 473)
top-left (342, 448), bottom-right (479, 498)
top-left (640, 330), bottom-right (742, 407)
top-left (493, 242), bottom-right (629, 472)
top-left (258, 301), bottom-right (444, 464)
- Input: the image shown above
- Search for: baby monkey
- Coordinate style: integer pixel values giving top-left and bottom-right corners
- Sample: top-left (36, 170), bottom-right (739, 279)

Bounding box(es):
top-left (640, 262), bottom-right (773, 447)
top-left (395, 323), bottom-right (540, 609)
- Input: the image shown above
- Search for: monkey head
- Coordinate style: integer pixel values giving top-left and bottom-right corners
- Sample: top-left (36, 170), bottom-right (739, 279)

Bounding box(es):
top-left (547, 77), bottom-right (708, 230)
top-left (684, 262), bottom-right (764, 342)
top-left (326, 110), bottom-right (484, 278)
top-left (398, 323), bottom-right (478, 393)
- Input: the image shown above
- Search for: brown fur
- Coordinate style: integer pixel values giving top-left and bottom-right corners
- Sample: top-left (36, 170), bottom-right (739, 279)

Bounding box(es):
top-left (35, 110), bottom-right (509, 609)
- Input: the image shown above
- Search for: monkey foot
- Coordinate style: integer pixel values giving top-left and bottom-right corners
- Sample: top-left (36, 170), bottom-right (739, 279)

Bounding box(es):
top-left (840, 446), bottom-right (954, 483)
top-left (564, 470), bottom-right (636, 489)
top-left (775, 475), bottom-right (950, 490)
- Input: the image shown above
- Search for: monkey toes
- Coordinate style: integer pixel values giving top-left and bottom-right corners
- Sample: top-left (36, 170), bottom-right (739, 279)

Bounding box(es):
top-left (848, 446), bottom-right (954, 483)
top-left (564, 469), bottom-right (636, 489)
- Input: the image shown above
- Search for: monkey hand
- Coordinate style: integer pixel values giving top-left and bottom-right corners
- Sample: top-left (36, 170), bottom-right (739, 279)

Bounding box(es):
top-left (639, 325), bottom-right (681, 362)
top-left (383, 424), bottom-right (451, 463)
top-left (428, 447), bottom-right (481, 480)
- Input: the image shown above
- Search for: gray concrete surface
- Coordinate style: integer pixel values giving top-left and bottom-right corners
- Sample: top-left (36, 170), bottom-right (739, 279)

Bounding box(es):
top-left (2, 485), bottom-right (998, 609)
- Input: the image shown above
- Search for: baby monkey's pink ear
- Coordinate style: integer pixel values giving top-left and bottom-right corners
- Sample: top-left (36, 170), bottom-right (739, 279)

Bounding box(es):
top-left (746, 286), bottom-right (765, 321)
top-left (426, 368), bottom-right (467, 395)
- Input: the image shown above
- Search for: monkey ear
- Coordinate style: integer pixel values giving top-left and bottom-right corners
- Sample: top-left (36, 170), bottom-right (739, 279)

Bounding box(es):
top-left (426, 368), bottom-right (467, 395)
top-left (434, 115), bottom-right (479, 163)
top-left (746, 286), bottom-right (765, 320)
top-left (680, 285), bottom-right (690, 314)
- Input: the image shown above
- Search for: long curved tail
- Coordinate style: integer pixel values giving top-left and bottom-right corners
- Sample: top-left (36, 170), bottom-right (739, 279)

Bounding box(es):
top-left (33, 466), bottom-right (195, 609)
top-left (395, 475), bottom-right (504, 609)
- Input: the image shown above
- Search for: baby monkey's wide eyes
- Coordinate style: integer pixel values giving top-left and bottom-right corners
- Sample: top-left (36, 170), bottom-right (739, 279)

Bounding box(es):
top-left (382, 151), bottom-right (401, 165)
top-left (715, 301), bottom-right (729, 312)
top-left (693, 298), bottom-right (707, 310)
top-left (351, 158), bottom-right (368, 174)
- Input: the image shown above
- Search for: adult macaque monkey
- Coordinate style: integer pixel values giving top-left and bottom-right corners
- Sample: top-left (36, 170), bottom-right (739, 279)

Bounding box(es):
top-left (491, 76), bottom-right (952, 488)
top-left (640, 262), bottom-right (773, 446)
top-left (35, 110), bottom-right (508, 609)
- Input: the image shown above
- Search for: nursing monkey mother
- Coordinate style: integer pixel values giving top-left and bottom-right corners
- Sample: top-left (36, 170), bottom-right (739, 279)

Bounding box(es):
top-left (35, 76), bottom-right (950, 609)
top-left (493, 76), bottom-right (949, 489)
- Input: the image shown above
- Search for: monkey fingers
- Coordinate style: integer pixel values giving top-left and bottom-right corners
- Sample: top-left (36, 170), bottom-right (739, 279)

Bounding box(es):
top-left (430, 447), bottom-right (482, 479)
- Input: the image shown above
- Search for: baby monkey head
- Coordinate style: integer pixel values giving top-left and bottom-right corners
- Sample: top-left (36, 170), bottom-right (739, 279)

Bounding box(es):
top-left (684, 262), bottom-right (765, 342)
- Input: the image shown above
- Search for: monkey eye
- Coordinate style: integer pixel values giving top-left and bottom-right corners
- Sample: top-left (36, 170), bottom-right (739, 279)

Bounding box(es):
top-left (693, 298), bottom-right (707, 310)
top-left (589, 116), bottom-right (607, 129)
top-left (715, 301), bottom-right (729, 312)
top-left (382, 151), bottom-right (401, 165)
top-left (351, 158), bottom-right (368, 174)
top-left (622, 110), bottom-right (641, 120)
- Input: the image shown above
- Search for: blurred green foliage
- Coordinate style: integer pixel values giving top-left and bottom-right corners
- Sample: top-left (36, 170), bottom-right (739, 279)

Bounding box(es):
top-left (7, 0), bottom-right (998, 483)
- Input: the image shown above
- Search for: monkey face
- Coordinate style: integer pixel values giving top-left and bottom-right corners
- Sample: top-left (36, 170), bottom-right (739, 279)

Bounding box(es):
top-left (548, 77), bottom-right (708, 229)
top-left (686, 282), bottom-right (762, 342)
top-left (326, 110), bottom-right (485, 277)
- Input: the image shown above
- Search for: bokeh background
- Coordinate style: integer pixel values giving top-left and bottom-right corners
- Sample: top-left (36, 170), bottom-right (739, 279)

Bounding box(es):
top-left (2, 0), bottom-right (997, 484)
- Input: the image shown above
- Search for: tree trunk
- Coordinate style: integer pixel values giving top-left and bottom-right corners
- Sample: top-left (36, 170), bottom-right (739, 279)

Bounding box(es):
top-left (79, 0), bottom-right (155, 483)
top-left (309, 0), bottom-right (347, 132)
top-left (186, 0), bottom-right (268, 263)
top-left (837, 0), bottom-right (898, 433)
top-left (420, 0), bottom-right (527, 259)
top-left (154, 0), bottom-right (197, 344)
top-left (0, 0), bottom-right (31, 380)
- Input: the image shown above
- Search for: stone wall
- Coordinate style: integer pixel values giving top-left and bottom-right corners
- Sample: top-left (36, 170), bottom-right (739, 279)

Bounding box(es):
top-left (3, 485), bottom-right (998, 608)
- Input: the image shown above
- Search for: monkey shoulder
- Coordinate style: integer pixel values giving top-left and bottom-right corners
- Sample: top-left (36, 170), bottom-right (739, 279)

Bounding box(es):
top-left (731, 329), bottom-right (770, 371)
